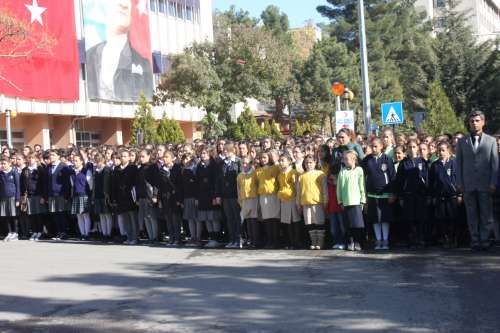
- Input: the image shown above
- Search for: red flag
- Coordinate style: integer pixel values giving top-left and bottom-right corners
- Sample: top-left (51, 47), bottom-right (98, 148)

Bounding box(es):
top-left (0, 0), bottom-right (79, 101)
top-left (129, 0), bottom-right (152, 63)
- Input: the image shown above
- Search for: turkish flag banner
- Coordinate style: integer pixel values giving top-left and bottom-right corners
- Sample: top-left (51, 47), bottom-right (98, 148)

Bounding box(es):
top-left (0, 0), bottom-right (79, 101)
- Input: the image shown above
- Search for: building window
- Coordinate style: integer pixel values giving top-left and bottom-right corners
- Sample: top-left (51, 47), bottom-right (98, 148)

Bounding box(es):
top-left (186, 5), bottom-right (193, 21)
top-left (176, 2), bottom-right (184, 19)
top-left (435, 0), bottom-right (446, 8)
top-left (0, 130), bottom-right (25, 149)
top-left (158, 0), bottom-right (166, 14)
top-left (76, 131), bottom-right (100, 147)
top-left (168, 1), bottom-right (176, 17)
top-left (150, 0), bottom-right (157, 12)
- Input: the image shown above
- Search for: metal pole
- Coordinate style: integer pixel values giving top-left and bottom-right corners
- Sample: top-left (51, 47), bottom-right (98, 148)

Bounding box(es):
top-left (5, 110), bottom-right (12, 148)
top-left (335, 96), bottom-right (341, 112)
top-left (358, 0), bottom-right (371, 136)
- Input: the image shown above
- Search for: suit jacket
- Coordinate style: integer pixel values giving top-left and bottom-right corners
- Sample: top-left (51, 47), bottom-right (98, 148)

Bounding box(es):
top-left (46, 163), bottom-right (72, 199)
top-left (456, 133), bottom-right (499, 192)
top-left (86, 39), bottom-right (153, 102)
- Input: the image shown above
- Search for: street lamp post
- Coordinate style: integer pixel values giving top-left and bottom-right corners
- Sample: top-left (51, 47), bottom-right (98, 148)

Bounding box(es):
top-left (5, 109), bottom-right (12, 149)
top-left (358, 0), bottom-right (372, 136)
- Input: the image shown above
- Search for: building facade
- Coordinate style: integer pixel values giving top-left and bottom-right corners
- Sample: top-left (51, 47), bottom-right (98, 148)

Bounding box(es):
top-left (0, 0), bottom-right (213, 149)
top-left (415, 0), bottom-right (500, 41)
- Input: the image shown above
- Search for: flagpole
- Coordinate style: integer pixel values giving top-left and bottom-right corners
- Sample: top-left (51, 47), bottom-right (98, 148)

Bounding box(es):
top-left (358, 0), bottom-right (372, 136)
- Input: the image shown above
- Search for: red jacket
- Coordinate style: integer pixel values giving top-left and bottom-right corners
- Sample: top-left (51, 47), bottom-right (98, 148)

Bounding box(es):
top-left (327, 183), bottom-right (343, 214)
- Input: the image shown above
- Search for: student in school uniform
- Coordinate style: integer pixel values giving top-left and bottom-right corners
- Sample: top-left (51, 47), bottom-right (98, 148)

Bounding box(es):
top-left (20, 153), bottom-right (47, 241)
top-left (256, 151), bottom-right (281, 249)
top-left (110, 149), bottom-right (138, 245)
top-left (237, 156), bottom-right (260, 248)
top-left (277, 153), bottom-right (302, 249)
top-left (327, 172), bottom-right (346, 250)
top-left (70, 154), bottom-right (93, 240)
top-left (292, 146), bottom-right (305, 174)
top-left (46, 149), bottom-right (72, 240)
top-left (196, 147), bottom-right (221, 248)
top-left (136, 149), bottom-right (159, 244)
top-left (394, 139), bottom-right (429, 247)
top-left (0, 157), bottom-right (21, 242)
top-left (179, 153), bottom-right (200, 247)
top-left (296, 155), bottom-right (328, 250)
top-left (337, 151), bottom-right (366, 251)
top-left (92, 153), bottom-right (113, 242)
top-left (429, 142), bottom-right (461, 248)
top-left (361, 138), bottom-right (396, 250)
top-left (158, 150), bottom-right (183, 247)
top-left (215, 142), bottom-right (242, 249)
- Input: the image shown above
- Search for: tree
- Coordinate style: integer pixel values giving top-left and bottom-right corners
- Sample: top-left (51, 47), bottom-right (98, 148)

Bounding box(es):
top-left (200, 112), bottom-right (227, 139)
top-left (0, 7), bottom-right (56, 89)
top-left (435, 0), bottom-right (493, 119)
top-left (317, 0), bottom-right (436, 124)
top-left (420, 81), bottom-right (465, 137)
top-left (156, 117), bottom-right (185, 144)
top-left (261, 5), bottom-right (290, 36)
top-left (237, 107), bottom-right (265, 140)
top-left (131, 94), bottom-right (158, 145)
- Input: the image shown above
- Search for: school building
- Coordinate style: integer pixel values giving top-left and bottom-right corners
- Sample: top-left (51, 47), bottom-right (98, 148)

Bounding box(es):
top-left (0, 0), bottom-right (214, 149)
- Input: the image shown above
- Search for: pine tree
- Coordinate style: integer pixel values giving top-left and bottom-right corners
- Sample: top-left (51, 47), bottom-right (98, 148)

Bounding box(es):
top-left (237, 107), bottom-right (265, 140)
top-left (156, 116), bottom-right (185, 144)
top-left (131, 93), bottom-right (158, 145)
top-left (421, 81), bottom-right (466, 137)
top-left (200, 112), bottom-right (226, 139)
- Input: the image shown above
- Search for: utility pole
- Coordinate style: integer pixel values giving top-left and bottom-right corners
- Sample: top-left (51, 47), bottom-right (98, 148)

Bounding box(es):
top-left (358, 0), bottom-right (372, 136)
top-left (5, 109), bottom-right (12, 148)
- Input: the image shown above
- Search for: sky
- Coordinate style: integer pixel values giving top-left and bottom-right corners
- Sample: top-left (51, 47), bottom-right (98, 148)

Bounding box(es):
top-left (212, 0), bottom-right (329, 28)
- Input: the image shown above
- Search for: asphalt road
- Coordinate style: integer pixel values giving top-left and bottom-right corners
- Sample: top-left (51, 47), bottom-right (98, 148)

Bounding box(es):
top-left (0, 241), bottom-right (499, 333)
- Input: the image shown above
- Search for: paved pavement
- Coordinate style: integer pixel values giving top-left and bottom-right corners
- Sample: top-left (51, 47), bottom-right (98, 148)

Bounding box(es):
top-left (0, 241), bottom-right (499, 333)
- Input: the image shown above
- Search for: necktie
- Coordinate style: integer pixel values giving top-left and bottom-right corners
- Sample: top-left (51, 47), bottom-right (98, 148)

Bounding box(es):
top-left (473, 136), bottom-right (479, 151)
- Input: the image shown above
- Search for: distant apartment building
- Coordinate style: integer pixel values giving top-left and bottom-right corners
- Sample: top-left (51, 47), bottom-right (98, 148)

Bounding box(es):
top-left (415, 0), bottom-right (500, 41)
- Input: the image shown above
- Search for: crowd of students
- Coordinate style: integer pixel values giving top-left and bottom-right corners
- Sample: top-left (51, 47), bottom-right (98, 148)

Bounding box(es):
top-left (0, 126), bottom-right (499, 251)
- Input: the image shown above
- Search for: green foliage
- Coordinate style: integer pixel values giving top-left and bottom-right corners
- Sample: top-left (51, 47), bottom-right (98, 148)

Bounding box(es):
top-left (420, 81), bottom-right (466, 137)
top-left (292, 120), bottom-right (316, 136)
top-left (156, 116), bottom-right (185, 144)
top-left (261, 5), bottom-right (290, 36)
top-left (131, 94), bottom-right (158, 145)
top-left (224, 122), bottom-right (244, 141)
top-left (200, 112), bottom-right (227, 140)
top-left (236, 107), bottom-right (265, 140)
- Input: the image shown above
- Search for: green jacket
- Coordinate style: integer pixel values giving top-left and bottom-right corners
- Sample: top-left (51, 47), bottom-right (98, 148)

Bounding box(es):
top-left (336, 166), bottom-right (366, 206)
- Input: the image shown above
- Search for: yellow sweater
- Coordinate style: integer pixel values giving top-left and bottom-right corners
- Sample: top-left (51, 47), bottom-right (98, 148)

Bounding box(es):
top-left (237, 171), bottom-right (258, 200)
top-left (298, 170), bottom-right (327, 205)
top-left (277, 168), bottom-right (298, 202)
top-left (256, 165), bottom-right (280, 195)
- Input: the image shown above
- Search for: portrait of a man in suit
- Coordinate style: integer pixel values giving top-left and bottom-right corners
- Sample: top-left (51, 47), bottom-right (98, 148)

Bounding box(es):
top-left (85, 0), bottom-right (153, 102)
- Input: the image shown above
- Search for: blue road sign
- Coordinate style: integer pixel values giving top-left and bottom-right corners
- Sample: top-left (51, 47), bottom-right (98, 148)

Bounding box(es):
top-left (381, 102), bottom-right (404, 125)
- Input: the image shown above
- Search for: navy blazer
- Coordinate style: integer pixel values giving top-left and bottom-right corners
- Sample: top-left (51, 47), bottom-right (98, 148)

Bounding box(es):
top-left (47, 162), bottom-right (72, 199)
top-left (429, 159), bottom-right (458, 198)
top-left (21, 166), bottom-right (46, 198)
top-left (0, 169), bottom-right (20, 200)
top-left (361, 153), bottom-right (396, 195)
top-left (394, 157), bottom-right (429, 196)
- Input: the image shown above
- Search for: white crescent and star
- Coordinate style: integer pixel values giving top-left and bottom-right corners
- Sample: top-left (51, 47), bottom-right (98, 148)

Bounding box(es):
top-left (137, 0), bottom-right (148, 16)
top-left (25, 0), bottom-right (46, 25)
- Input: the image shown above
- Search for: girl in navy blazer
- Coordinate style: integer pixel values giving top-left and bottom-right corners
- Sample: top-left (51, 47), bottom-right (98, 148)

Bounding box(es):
top-left (70, 154), bottom-right (93, 240)
top-left (20, 153), bottom-right (47, 241)
top-left (0, 157), bottom-right (20, 241)
top-left (429, 142), bottom-right (461, 248)
top-left (394, 139), bottom-right (429, 247)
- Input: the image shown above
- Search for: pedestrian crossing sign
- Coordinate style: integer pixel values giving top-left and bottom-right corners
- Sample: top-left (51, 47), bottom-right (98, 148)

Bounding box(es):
top-left (381, 102), bottom-right (404, 125)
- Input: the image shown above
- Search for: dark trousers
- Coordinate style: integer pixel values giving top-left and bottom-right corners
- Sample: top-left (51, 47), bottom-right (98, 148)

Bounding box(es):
top-left (53, 212), bottom-right (68, 236)
top-left (222, 198), bottom-right (241, 244)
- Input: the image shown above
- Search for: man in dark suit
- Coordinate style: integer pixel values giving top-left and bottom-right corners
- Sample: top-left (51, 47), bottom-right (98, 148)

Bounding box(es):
top-left (86, 0), bottom-right (153, 102)
top-left (456, 111), bottom-right (499, 250)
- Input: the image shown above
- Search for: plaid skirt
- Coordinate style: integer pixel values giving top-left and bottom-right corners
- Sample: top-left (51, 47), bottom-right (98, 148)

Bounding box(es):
top-left (183, 198), bottom-right (197, 220)
top-left (71, 195), bottom-right (90, 215)
top-left (25, 196), bottom-right (47, 215)
top-left (197, 209), bottom-right (221, 222)
top-left (93, 198), bottom-right (111, 215)
top-left (0, 197), bottom-right (18, 217)
top-left (48, 196), bottom-right (68, 213)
